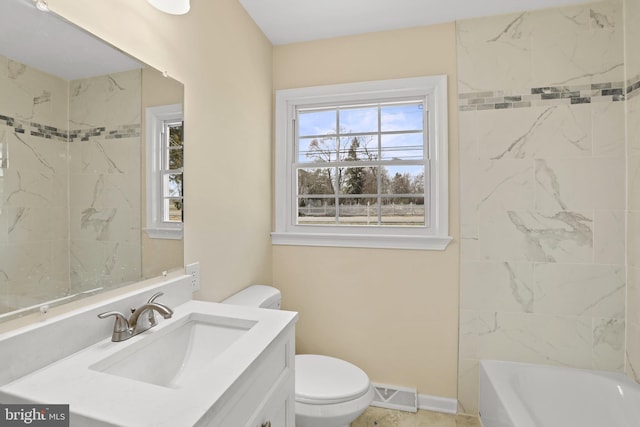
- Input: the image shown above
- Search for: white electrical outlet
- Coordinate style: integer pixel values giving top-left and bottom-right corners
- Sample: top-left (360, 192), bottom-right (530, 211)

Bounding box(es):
top-left (185, 262), bottom-right (200, 292)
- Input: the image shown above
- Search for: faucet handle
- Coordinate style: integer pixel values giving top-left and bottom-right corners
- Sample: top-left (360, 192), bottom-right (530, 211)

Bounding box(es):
top-left (147, 292), bottom-right (164, 304)
top-left (98, 311), bottom-right (130, 331)
top-left (98, 311), bottom-right (132, 342)
top-left (144, 292), bottom-right (169, 326)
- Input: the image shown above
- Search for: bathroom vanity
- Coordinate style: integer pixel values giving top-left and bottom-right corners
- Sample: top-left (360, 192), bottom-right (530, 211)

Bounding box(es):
top-left (0, 274), bottom-right (298, 426)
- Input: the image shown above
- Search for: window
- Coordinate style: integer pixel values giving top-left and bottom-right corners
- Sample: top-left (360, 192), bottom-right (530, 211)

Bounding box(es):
top-left (273, 76), bottom-right (451, 250)
top-left (145, 104), bottom-right (184, 239)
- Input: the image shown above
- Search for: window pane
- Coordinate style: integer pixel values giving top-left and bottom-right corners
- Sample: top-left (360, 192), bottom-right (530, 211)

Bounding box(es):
top-left (380, 133), bottom-right (424, 161)
top-left (380, 197), bottom-right (425, 226)
top-left (298, 168), bottom-right (335, 195)
top-left (386, 166), bottom-right (425, 198)
top-left (164, 198), bottom-right (183, 222)
top-left (168, 123), bottom-right (183, 147)
top-left (163, 173), bottom-right (183, 197)
top-left (339, 135), bottom-right (378, 161)
top-left (340, 167), bottom-right (379, 195)
top-left (339, 106), bottom-right (377, 133)
top-left (381, 103), bottom-right (423, 132)
top-left (298, 137), bottom-right (339, 163)
top-left (337, 198), bottom-right (379, 225)
top-left (298, 109), bottom-right (336, 137)
top-left (167, 147), bottom-right (183, 169)
top-left (297, 197), bottom-right (336, 225)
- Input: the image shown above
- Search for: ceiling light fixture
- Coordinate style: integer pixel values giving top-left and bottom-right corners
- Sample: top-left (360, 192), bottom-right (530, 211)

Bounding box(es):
top-left (146, 0), bottom-right (190, 15)
top-left (33, 0), bottom-right (49, 12)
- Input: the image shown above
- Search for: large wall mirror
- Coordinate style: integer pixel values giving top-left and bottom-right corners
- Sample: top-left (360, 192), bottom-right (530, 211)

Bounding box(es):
top-left (0, 0), bottom-right (184, 322)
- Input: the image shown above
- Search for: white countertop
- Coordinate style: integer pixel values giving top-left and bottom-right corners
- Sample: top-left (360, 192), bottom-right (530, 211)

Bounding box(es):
top-left (0, 300), bottom-right (297, 427)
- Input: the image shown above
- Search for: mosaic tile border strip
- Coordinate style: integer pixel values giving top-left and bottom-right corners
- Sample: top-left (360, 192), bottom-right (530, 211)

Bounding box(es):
top-left (0, 115), bottom-right (67, 141)
top-left (69, 124), bottom-right (140, 142)
top-left (627, 73), bottom-right (640, 100)
top-left (0, 115), bottom-right (140, 142)
top-left (459, 77), bottom-right (640, 111)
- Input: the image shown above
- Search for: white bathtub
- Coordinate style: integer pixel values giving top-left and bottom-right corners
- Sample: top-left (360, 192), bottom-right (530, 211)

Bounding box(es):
top-left (479, 360), bottom-right (640, 427)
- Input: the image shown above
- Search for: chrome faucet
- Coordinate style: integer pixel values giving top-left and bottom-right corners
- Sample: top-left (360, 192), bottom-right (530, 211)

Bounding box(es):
top-left (98, 292), bottom-right (174, 342)
top-left (128, 294), bottom-right (174, 333)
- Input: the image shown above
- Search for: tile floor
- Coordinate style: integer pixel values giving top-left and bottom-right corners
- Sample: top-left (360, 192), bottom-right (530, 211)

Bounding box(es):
top-left (351, 406), bottom-right (481, 427)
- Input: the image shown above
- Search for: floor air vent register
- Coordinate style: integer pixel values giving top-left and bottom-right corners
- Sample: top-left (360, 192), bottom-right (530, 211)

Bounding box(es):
top-left (371, 383), bottom-right (418, 413)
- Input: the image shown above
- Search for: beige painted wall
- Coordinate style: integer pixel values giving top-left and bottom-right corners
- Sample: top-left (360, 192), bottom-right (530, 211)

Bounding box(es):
top-left (141, 67), bottom-right (184, 279)
top-left (273, 23), bottom-right (460, 398)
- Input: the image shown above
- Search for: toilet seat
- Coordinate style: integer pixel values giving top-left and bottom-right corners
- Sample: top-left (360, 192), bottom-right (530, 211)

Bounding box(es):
top-left (295, 354), bottom-right (371, 405)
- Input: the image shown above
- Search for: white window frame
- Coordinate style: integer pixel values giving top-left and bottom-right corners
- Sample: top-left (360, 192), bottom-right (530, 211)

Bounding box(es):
top-left (273, 76), bottom-right (451, 250)
top-left (144, 104), bottom-right (184, 240)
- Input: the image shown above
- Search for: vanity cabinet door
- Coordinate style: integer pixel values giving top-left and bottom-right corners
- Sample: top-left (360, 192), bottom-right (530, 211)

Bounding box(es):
top-left (203, 326), bottom-right (295, 427)
top-left (246, 368), bottom-right (295, 427)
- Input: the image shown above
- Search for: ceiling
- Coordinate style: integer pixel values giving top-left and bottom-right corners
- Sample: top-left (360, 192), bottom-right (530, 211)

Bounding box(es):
top-left (239, 0), bottom-right (595, 45)
top-left (0, 0), bottom-right (142, 80)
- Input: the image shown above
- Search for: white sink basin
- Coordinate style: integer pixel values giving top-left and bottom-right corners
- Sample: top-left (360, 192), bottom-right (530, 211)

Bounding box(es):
top-left (90, 313), bottom-right (257, 388)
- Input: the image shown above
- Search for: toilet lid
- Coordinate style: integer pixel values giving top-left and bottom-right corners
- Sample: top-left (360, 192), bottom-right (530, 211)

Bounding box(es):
top-left (295, 354), bottom-right (371, 405)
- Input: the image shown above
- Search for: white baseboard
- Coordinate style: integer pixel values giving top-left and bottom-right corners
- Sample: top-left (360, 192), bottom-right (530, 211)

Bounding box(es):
top-left (417, 393), bottom-right (458, 414)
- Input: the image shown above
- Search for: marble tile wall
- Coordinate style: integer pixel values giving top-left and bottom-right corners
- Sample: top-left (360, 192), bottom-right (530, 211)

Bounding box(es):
top-left (0, 55), bottom-right (141, 314)
top-left (626, 0), bottom-right (640, 382)
top-left (68, 70), bottom-right (141, 293)
top-left (457, 0), bottom-right (626, 414)
top-left (0, 55), bottom-right (70, 311)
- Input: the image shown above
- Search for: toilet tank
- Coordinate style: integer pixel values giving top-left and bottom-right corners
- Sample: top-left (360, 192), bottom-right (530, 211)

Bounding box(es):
top-left (222, 285), bottom-right (281, 310)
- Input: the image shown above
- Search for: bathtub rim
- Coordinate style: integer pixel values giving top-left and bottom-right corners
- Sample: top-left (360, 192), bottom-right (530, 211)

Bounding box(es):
top-left (479, 359), bottom-right (639, 427)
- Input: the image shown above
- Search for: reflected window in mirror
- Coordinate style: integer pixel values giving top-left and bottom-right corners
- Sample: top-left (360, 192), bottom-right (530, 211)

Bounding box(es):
top-left (145, 104), bottom-right (184, 239)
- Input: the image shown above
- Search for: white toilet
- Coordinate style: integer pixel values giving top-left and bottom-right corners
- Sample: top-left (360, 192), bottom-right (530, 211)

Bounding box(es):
top-left (223, 285), bottom-right (374, 427)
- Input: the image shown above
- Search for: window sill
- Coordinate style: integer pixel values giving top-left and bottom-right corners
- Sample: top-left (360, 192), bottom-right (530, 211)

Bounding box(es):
top-left (144, 226), bottom-right (183, 240)
top-left (271, 232), bottom-right (452, 250)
